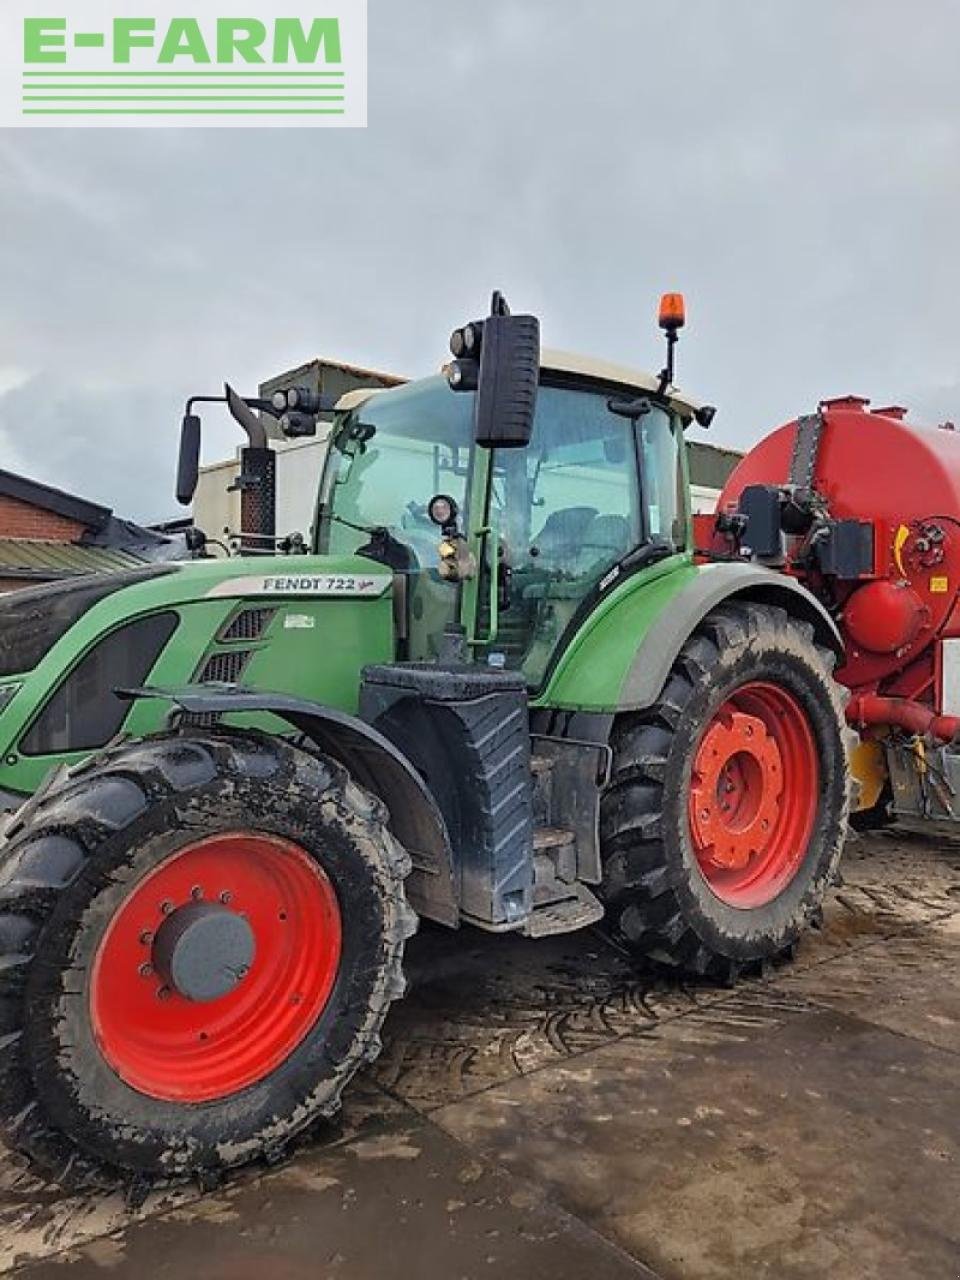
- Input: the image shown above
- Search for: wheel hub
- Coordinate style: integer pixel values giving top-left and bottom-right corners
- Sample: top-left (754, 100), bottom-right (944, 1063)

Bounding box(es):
top-left (687, 681), bottom-right (820, 909)
top-left (90, 832), bottom-right (342, 1103)
top-left (152, 902), bottom-right (255, 1003)
top-left (690, 709), bottom-right (783, 871)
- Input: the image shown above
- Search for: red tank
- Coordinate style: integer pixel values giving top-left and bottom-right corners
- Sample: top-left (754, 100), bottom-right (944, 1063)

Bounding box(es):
top-left (715, 397), bottom-right (960, 731)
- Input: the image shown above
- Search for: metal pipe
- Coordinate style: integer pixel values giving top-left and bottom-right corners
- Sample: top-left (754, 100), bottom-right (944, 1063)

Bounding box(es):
top-left (846, 693), bottom-right (960, 743)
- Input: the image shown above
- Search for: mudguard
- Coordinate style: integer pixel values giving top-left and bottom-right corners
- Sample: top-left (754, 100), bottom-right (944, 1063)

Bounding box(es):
top-left (121, 685), bottom-right (458, 925)
top-left (620, 562), bottom-right (844, 710)
top-left (538, 559), bottom-right (843, 715)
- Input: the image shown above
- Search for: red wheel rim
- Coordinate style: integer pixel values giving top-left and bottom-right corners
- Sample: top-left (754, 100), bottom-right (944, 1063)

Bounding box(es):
top-left (90, 833), bottom-right (342, 1102)
top-left (687, 681), bottom-right (819, 908)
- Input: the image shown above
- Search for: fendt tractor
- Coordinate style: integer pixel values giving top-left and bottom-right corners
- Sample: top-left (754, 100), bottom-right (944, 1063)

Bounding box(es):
top-left (0, 295), bottom-right (850, 1192)
top-left (703, 395), bottom-right (960, 829)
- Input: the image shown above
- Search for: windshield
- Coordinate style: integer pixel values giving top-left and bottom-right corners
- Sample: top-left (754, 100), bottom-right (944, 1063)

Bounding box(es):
top-left (317, 376), bottom-right (474, 566)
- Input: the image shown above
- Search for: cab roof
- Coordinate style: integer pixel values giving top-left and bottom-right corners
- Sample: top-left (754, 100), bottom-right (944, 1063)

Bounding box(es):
top-left (335, 348), bottom-right (701, 418)
top-left (540, 348), bottom-right (701, 416)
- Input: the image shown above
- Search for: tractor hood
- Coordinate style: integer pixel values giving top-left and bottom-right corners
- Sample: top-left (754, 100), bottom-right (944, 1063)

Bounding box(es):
top-left (0, 554), bottom-right (396, 799)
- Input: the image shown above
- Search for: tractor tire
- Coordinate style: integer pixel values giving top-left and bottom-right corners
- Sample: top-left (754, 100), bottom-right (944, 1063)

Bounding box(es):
top-left (599, 601), bottom-right (849, 980)
top-left (0, 728), bottom-right (416, 1192)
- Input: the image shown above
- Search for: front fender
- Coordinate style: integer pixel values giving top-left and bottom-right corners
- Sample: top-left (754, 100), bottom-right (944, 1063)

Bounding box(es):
top-left (536, 560), bottom-right (843, 714)
top-left (123, 686), bottom-right (458, 926)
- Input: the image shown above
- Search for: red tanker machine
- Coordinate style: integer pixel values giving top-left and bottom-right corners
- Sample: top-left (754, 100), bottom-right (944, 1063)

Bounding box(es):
top-left (701, 395), bottom-right (960, 827)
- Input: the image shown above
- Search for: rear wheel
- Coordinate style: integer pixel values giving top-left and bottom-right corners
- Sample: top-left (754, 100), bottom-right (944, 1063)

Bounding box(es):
top-left (0, 729), bottom-right (416, 1190)
top-left (600, 601), bottom-right (849, 978)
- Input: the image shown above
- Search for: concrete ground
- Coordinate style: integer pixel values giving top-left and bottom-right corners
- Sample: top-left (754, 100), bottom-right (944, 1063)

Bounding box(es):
top-left (2, 824), bottom-right (959, 1279)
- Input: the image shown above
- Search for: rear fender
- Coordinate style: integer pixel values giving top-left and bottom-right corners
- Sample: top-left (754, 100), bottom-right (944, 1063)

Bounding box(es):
top-left (620, 563), bottom-right (844, 710)
top-left (122, 686), bottom-right (458, 926)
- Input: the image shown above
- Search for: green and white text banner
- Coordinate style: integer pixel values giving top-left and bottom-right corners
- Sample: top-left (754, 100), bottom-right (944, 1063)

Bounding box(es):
top-left (0, 0), bottom-right (366, 127)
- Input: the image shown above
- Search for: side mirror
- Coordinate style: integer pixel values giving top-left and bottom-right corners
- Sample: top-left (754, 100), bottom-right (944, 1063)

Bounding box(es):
top-left (448, 293), bottom-right (540, 449)
top-left (475, 313), bottom-right (540, 448)
top-left (176, 413), bottom-right (201, 506)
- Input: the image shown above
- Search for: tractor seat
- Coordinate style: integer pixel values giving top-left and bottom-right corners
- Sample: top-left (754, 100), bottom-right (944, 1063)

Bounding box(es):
top-left (573, 513), bottom-right (631, 575)
top-left (529, 506), bottom-right (598, 574)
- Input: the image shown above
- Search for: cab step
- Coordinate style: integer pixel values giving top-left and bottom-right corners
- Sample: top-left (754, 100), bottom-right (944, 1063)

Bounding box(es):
top-left (525, 824), bottom-right (604, 938)
top-left (525, 882), bottom-right (605, 937)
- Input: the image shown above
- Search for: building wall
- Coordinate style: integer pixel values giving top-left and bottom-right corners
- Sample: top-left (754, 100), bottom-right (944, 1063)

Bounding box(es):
top-left (194, 435), bottom-right (331, 554)
top-left (0, 494), bottom-right (87, 542)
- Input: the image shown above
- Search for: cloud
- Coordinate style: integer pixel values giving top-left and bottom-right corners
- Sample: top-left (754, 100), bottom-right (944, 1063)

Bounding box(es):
top-left (1, 0), bottom-right (959, 519)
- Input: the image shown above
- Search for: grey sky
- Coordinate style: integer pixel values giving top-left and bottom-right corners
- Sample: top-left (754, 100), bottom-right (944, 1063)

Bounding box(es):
top-left (1, 0), bottom-right (958, 521)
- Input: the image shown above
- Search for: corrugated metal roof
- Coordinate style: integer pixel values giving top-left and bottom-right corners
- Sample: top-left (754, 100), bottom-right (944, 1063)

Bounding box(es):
top-left (0, 538), bottom-right (148, 579)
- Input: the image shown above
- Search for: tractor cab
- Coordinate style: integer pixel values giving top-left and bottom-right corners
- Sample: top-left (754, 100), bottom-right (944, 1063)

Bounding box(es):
top-left (317, 346), bottom-right (701, 689)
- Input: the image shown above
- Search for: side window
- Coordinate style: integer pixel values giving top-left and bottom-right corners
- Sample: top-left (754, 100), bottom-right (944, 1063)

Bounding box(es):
top-left (639, 413), bottom-right (686, 549)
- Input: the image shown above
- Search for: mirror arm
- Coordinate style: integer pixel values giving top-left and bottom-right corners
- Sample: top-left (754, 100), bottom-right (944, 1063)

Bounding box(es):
top-left (186, 393), bottom-right (275, 412)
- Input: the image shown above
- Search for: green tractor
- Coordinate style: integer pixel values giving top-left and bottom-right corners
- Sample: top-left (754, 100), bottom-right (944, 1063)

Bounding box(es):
top-left (0, 294), bottom-right (849, 1190)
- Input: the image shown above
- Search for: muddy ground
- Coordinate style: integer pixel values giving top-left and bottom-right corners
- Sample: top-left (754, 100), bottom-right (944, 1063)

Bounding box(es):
top-left (2, 824), bottom-right (959, 1279)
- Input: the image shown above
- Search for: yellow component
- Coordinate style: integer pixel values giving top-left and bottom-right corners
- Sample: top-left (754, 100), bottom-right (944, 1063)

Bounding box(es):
top-left (930, 575), bottom-right (949, 594)
top-left (893, 523), bottom-right (910, 578)
top-left (848, 737), bottom-right (887, 812)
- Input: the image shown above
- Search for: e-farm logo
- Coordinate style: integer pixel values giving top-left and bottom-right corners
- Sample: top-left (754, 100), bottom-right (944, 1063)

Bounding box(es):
top-left (0, 1), bottom-right (366, 127)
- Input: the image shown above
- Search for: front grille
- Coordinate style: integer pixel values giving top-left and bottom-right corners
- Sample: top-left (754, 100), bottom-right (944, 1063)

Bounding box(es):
top-left (220, 607), bottom-right (275, 643)
top-left (197, 649), bottom-right (251, 685)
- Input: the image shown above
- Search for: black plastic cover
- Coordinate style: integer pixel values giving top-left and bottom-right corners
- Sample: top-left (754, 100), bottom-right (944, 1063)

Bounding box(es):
top-left (0, 566), bottom-right (176, 679)
top-left (738, 485), bottom-right (784, 560)
top-left (816, 520), bottom-right (875, 579)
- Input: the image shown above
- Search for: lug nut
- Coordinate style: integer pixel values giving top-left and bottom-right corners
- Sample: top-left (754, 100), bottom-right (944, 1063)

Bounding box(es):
top-left (139, 963), bottom-right (154, 978)
top-left (139, 930), bottom-right (154, 946)
top-left (191, 885), bottom-right (203, 901)
top-left (157, 985), bottom-right (171, 1001)
top-left (160, 900), bottom-right (174, 916)
top-left (219, 891), bottom-right (232, 905)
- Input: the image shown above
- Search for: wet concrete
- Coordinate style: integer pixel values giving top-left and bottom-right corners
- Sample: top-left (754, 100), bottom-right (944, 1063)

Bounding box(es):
top-left (5, 824), bottom-right (960, 1278)
top-left (15, 1090), bottom-right (649, 1280)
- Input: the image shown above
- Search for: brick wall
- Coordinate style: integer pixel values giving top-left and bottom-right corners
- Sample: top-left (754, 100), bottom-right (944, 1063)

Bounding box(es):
top-left (0, 494), bottom-right (86, 542)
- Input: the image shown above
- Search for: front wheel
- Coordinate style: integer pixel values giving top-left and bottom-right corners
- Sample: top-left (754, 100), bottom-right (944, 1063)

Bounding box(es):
top-left (0, 729), bottom-right (416, 1190)
top-left (600, 601), bottom-right (849, 979)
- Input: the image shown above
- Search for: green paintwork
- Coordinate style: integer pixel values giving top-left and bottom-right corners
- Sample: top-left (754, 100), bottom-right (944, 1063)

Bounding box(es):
top-left (532, 552), bottom-right (700, 712)
top-left (0, 553), bottom-right (394, 796)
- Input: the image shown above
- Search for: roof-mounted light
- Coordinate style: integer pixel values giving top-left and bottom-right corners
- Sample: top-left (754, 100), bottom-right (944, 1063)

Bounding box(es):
top-left (658, 292), bottom-right (686, 332)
